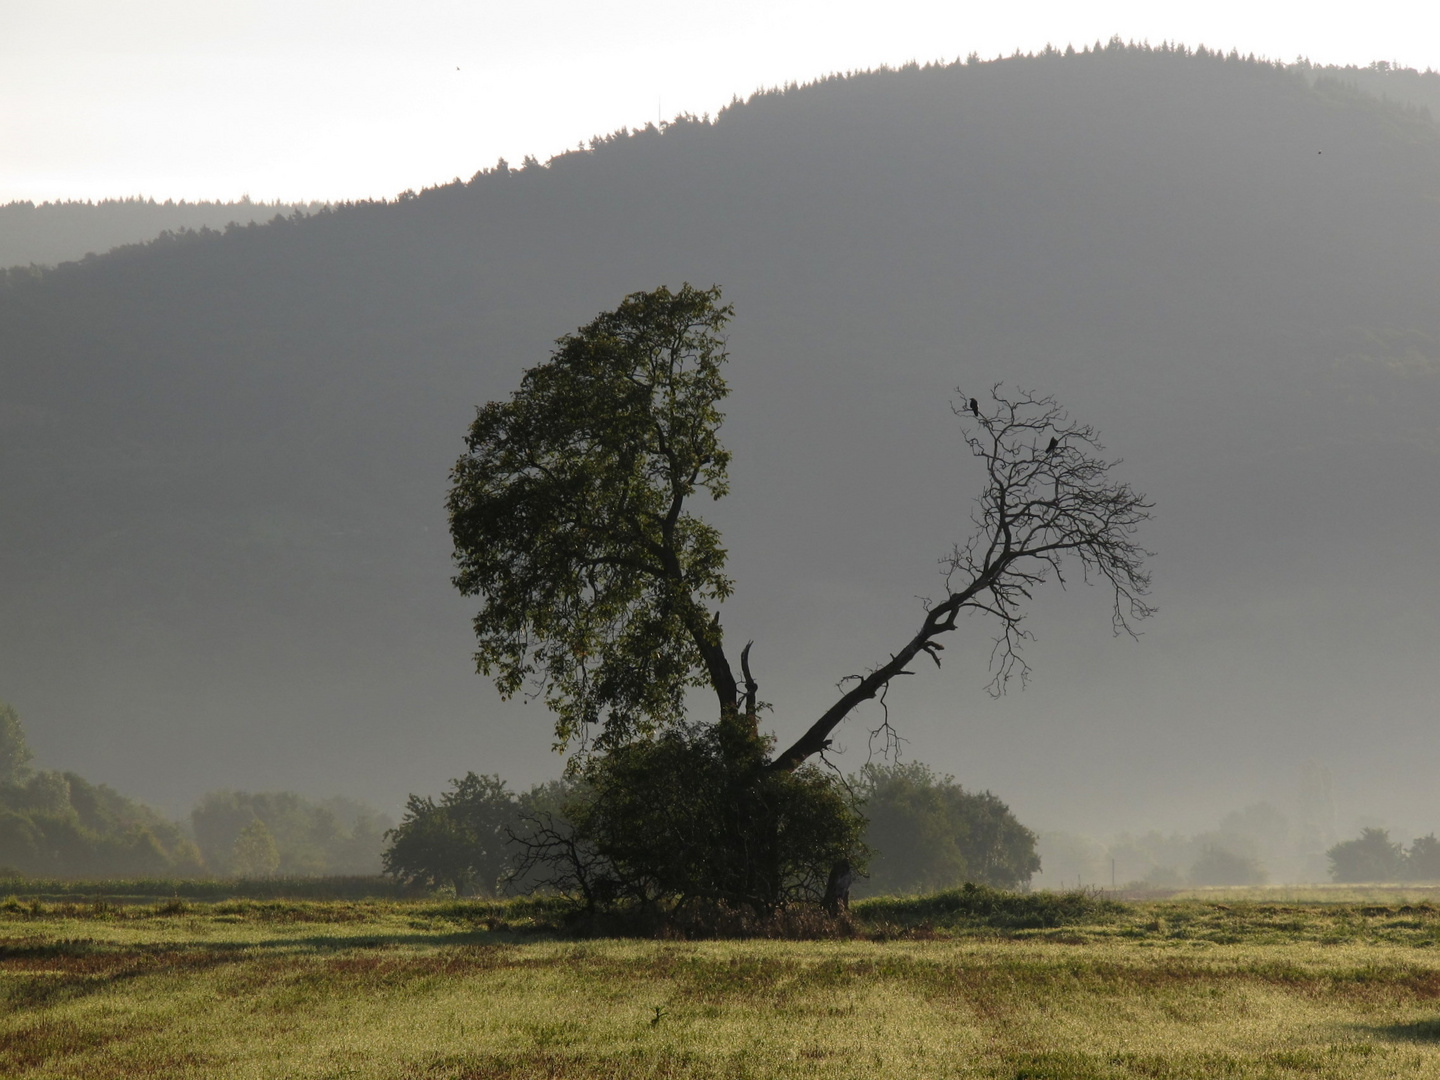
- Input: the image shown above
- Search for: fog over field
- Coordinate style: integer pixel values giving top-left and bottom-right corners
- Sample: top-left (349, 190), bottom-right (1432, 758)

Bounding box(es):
top-left (3, 46), bottom-right (1439, 865)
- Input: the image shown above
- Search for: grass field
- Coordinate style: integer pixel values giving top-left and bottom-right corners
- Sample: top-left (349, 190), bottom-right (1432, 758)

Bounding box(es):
top-left (5, 886), bottom-right (1440, 1078)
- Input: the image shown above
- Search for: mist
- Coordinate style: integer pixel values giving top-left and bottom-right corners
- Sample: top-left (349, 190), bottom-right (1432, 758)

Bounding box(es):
top-left (3, 47), bottom-right (1439, 875)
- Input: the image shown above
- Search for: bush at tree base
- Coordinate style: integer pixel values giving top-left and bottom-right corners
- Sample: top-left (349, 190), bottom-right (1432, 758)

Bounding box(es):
top-left (512, 717), bottom-right (865, 920)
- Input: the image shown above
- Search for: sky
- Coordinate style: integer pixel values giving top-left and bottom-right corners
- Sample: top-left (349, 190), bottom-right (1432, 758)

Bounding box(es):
top-left (4, 0), bottom-right (1439, 204)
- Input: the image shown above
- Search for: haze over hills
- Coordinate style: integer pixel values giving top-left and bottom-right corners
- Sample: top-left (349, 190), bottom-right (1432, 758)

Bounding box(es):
top-left (0, 197), bottom-right (329, 270)
top-left (3, 43), bottom-right (1439, 852)
top-left (2, 57), bottom-right (1436, 273)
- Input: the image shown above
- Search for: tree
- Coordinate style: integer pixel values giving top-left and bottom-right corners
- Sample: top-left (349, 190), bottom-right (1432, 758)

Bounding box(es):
top-left (856, 762), bottom-right (1040, 896)
top-left (448, 284), bottom-right (735, 753)
top-left (1188, 845), bottom-right (1267, 887)
top-left (231, 819), bottom-right (281, 878)
top-left (1405, 835), bottom-right (1440, 882)
top-left (0, 702), bottom-right (34, 786)
top-left (450, 283), bottom-right (1152, 765)
top-left (191, 790), bottom-right (390, 876)
top-left (1327, 828), bottom-right (1405, 883)
top-left (447, 284), bottom-right (1153, 909)
top-left (382, 773), bottom-right (519, 895)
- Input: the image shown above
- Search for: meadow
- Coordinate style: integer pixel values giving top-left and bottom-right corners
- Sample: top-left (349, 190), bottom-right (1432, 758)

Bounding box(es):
top-left (5, 885), bottom-right (1440, 1078)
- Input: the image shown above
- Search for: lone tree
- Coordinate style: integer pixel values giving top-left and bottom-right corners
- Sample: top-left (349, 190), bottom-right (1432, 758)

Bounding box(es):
top-left (447, 284), bottom-right (1152, 910)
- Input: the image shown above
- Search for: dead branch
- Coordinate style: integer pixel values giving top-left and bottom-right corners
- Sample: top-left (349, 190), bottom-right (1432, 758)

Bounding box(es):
top-left (769, 385), bottom-right (1153, 772)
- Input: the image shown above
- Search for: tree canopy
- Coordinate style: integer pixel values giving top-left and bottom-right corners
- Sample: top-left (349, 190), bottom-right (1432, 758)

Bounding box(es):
top-left (449, 285), bottom-right (1153, 778)
top-left (448, 284), bottom-right (737, 752)
top-left (856, 762), bottom-right (1040, 895)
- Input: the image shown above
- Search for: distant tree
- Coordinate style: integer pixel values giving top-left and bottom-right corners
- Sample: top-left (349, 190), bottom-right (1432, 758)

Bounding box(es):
top-left (191, 790), bottom-right (390, 876)
top-left (1405, 834), bottom-right (1440, 882)
top-left (448, 284), bottom-right (1151, 914)
top-left (0, 702), bottom-right (34, 786)
top-left (0, 758), bottom-right (201, 879)
top-left (1188, 845), bottom-right (1267, 887)
top-left (231, 820), bottom-right (281, 878)
top-left (382, 773), bottom-right (518, 896)
top-left (856, 762), bottom-right (1040, 896)
top-left (1327, 828), bottom-right (1405, 883)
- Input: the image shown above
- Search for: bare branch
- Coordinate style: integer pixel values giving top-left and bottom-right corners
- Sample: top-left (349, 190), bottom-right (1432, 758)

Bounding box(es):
top-left (769, 386), bottom-right (1153, 772)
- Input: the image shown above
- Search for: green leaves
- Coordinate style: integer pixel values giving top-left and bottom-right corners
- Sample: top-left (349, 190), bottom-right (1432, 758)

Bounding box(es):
top-left (448, 284), bottom-right (735, 751)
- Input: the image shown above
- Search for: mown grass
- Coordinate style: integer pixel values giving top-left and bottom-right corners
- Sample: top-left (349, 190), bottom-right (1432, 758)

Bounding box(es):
top-left (0, 875), bottom-right (415, 904)
top-left (5, 887), bottom-right (1440, 1077)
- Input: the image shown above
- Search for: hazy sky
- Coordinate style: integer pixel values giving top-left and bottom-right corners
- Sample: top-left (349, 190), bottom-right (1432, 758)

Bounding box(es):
top-left (4, 0), bottom-right (1437, 204)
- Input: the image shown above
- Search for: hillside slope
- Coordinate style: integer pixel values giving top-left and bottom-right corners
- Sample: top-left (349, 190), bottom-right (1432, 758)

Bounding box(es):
top-left (3, 44), bottom-right (1438, 835)
top-left (0, 197), bottom-right (329, 270)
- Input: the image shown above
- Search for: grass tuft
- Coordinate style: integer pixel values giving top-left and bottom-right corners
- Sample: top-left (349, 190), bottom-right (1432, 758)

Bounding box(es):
top-left (855, 883), bottom-right (1125, 931)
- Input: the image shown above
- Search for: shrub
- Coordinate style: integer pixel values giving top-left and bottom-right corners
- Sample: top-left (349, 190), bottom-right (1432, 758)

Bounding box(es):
top-left (856, 882), bottom-right (1124, 930)
top-left (1328, 828), bottom-right (1405, 883)
top-left (382, 773), bottom-right (519, 895)
top-left (1406, 835), bottom-right (1440, 882)
top-left (855, 762), bottom-right (1039, 895)
top-left (522, 718), bottom-right (864, 918)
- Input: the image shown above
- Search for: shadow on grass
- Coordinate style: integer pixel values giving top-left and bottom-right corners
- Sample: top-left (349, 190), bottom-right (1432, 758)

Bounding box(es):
top-left (0, 876), bottom-right (414, 904)
top-left (1360, 1018), bottom-right (1440, 1043)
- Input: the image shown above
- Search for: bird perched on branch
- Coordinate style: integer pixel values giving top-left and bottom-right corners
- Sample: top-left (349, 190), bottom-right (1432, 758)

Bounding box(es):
top-left (1046, 437), bottom-right (1058, 454)
top-left (969, 397), bottom-right (980, 415)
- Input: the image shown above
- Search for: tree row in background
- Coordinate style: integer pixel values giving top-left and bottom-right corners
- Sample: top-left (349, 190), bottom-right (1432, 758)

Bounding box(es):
top-left (1327, 828), bottom-right (1440, 883)
top-left (0, 702), bottom-right (390, 880)
top-left (382, 763), bottom-right (1040, 900)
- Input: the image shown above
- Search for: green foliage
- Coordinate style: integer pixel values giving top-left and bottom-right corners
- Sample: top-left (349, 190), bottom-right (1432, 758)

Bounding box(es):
top-left (447, 284), bottom-right (735, 750)
top-left (1406, 834), bottom-right (1440, 882)
top-left (0, 708), bottom-right (202, 879)
top-left (0, 771), bottom-right (201, 879)
top-left (381, 773), bottom-right (521, 895)
top-left (1326, 829), bottom-right (1440, 883)
top-left (191, 791), bottom-right (390, 876)
top-left (230, 820), bottom-right (281, 878)
top-left (1328, 828), bottom-right (1406, 883)
top-left (855, 762), bottom-right (1040, 895)
top-left (855, 882), bottom-right (1124, 929)
top-left (554, 720), bottom-right (865, 916)
top-left (0, 702), bottom-right (32, 785)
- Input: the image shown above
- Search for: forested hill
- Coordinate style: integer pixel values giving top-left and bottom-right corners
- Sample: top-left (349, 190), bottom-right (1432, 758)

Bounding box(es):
top-left (1, 58), bottom-right (1432, 273)
top-left (0, 196), bottom-right (328, 269)
top-left (4, 43), bottom-right (1439, 835)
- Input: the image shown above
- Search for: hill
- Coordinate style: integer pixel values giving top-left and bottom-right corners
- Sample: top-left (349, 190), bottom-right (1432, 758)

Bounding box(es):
top-left (3, 42), bottom-right (1438, 837)
top-left (0, 196), bottom-right (329, 269)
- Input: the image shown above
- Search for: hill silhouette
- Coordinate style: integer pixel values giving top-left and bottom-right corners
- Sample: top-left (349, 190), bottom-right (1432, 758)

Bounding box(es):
top-left (3, 42), bottom-right (1439, 838)
top-left (0, 196), bottom-right (329, 270)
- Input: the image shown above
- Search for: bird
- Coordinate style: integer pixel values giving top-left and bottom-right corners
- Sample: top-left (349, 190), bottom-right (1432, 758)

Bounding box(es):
top-left (1046, 436), bottom-right (1058, 454)
top-left (969, 397), bottom-right (979, 415)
